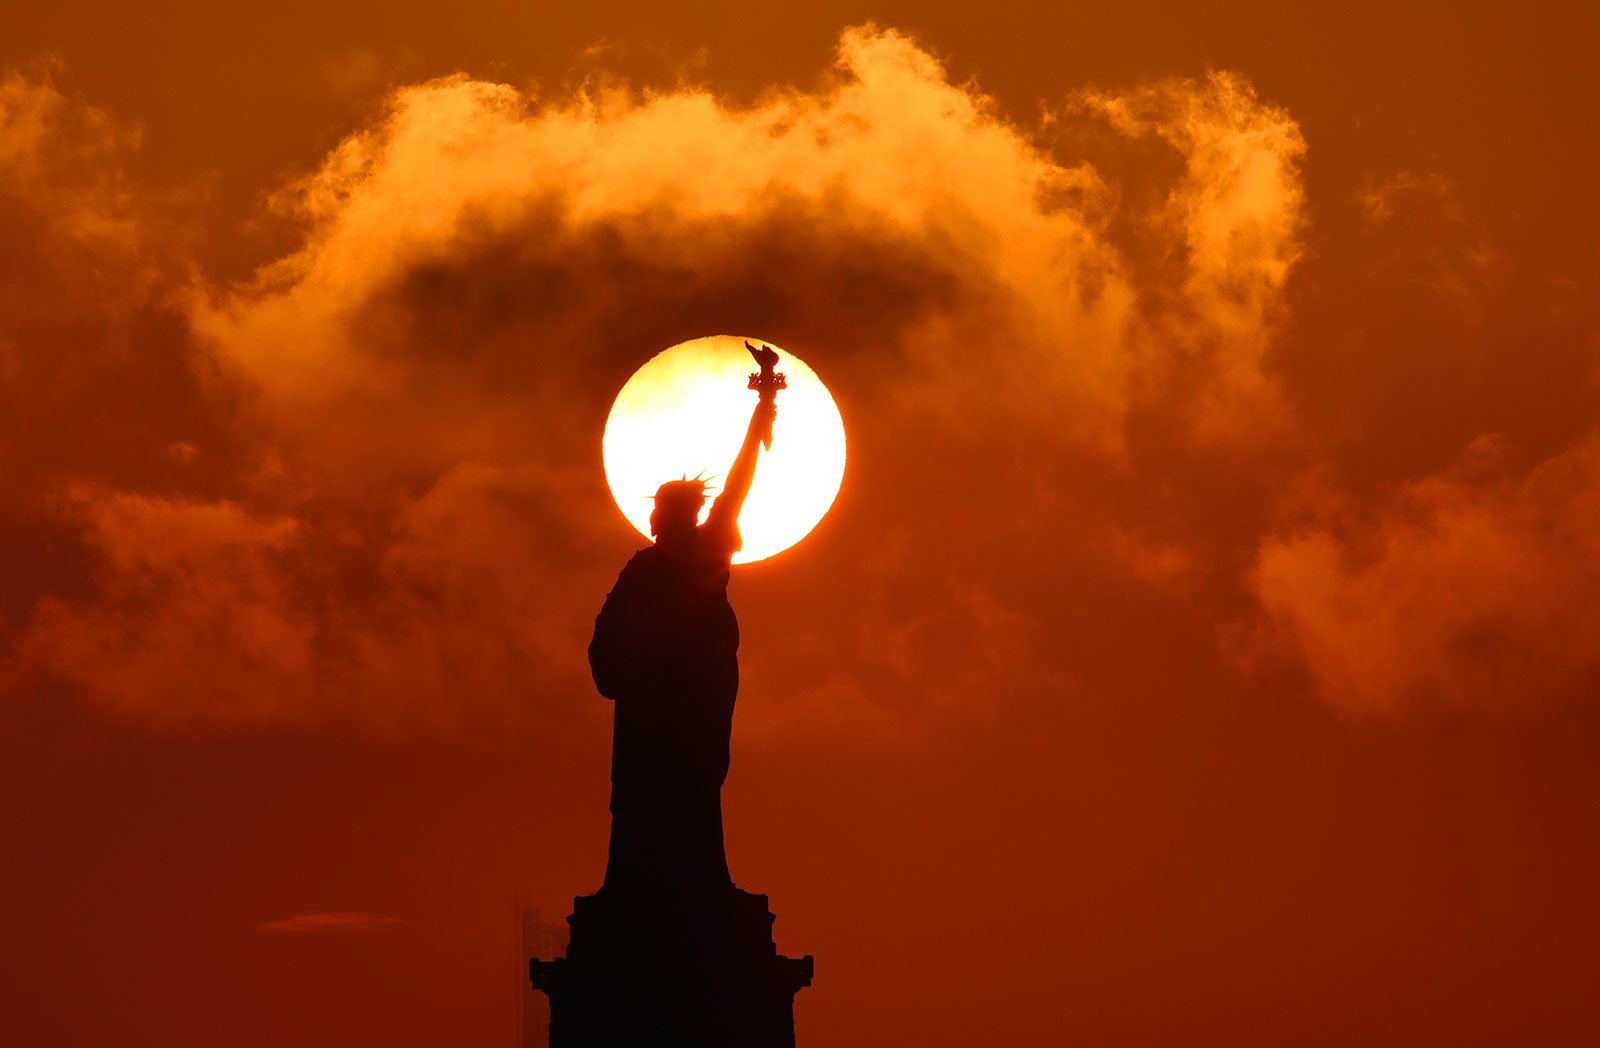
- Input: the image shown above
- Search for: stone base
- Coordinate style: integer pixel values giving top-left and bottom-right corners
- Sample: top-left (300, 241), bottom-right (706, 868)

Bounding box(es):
top-left (530, 888), bottom-right (812, 1047)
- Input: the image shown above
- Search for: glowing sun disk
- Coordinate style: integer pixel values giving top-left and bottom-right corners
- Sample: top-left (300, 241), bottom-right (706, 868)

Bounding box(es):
top-left (602, 336), bottom-right (846, 564)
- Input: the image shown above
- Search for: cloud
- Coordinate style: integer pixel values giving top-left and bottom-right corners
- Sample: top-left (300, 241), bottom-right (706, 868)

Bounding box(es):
top-left (0, 66), bottom-right (223, 646)
top-left (188, 27), bottom-right (1304, 454)
top-left (8, 27), bottom-right (1594, 729)
top-left (1, 28), bottom-right (1320, 729)
top-left (1079, 72), bottom-right (1306, 437)
top-left (12, 490), bottom-right (314, 724)
top-left (258, 912), bottom-right (405, 933)
top-left (1354, 170), bottom-right (1495, 317)
top-left (0, 65), bottom-right (144, 252)
top-left (1253, 436), bottom-right (1600, 716)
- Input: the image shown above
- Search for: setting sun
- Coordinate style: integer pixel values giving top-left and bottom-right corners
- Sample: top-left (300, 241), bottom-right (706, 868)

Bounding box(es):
top-left (601, 336), bottom-right (847, 563)
top-left (10, 11), bottom-right (1600, 1046)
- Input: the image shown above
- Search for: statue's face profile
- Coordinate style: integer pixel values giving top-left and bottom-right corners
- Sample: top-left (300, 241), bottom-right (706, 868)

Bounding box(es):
top-left (649, 480), bottom-right (707, 543)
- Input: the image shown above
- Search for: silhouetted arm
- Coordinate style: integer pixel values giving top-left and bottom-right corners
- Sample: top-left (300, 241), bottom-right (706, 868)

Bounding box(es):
top-left (705, 395), bottom-right (776, 541)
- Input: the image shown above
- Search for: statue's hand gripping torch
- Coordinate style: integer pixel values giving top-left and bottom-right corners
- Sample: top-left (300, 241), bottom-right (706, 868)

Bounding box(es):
top-left (745, 341), bottom-right (786, 450)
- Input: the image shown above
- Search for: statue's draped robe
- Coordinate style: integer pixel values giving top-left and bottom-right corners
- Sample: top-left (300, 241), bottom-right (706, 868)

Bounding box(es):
top-left (589, 520), bottom-right (740, 896)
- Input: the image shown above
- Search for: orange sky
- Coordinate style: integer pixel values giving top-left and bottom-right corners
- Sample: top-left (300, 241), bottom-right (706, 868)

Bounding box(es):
top-left (3, 4), bottom-right (1599, 1045)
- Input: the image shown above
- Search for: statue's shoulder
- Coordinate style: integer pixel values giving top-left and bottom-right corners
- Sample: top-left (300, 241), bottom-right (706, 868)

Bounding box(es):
top-left (609, 545), bottom-right (662, 591)
top-left (695, 517), bottom-right (740, 560)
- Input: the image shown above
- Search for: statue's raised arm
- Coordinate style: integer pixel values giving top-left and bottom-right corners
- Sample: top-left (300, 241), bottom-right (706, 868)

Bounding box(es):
top-left (705, 342), bottom-right (784, 540)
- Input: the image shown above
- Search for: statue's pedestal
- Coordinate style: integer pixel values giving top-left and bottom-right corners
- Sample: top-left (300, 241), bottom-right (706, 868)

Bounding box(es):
top-left (530, 888), bottom-right (812, 1047)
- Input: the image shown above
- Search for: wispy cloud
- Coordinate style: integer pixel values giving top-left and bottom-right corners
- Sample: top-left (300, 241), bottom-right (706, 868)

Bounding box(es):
top-left (258, 912), bottom-right (405, 933)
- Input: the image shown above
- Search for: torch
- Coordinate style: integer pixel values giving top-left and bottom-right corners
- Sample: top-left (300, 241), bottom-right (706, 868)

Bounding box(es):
top-left (745, 340), bottom-right (786, 450)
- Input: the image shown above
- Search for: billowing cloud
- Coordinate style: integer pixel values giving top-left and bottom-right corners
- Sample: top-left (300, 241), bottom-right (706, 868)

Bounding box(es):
top-left (189, 28), bottom-right (1304, 454)
top-left (1079, 72), bottom-right (1305, 436)
top-left (0, 66), bottom-right (144, 254)
top-left (2, 27), bottom-right (1318, 728)
top-left (1254, 436), bottom-right (1600, 716)
top-left (0, 67), bottom-right (223, 647)
top-left (15, 490), bottom-right (311, 724)
top-left (2, 25), bottom-right (1594, 728)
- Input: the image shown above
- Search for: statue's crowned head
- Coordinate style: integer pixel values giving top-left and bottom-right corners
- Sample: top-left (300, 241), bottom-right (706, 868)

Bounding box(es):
top-left (649, 478), bottom-right (708, 540)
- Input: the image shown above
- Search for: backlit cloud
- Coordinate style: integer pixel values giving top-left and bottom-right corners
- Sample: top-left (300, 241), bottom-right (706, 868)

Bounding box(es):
top-left (1, 26), bottom-right (1594, 727)
top-left (1254, 436), bottom-right (1600, 715)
